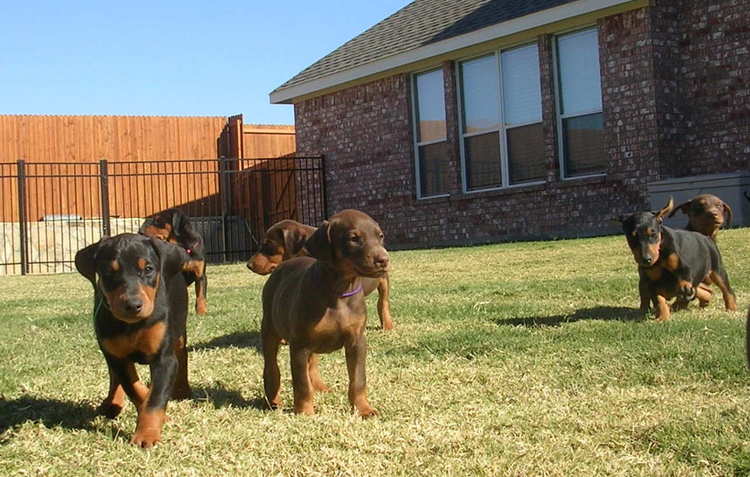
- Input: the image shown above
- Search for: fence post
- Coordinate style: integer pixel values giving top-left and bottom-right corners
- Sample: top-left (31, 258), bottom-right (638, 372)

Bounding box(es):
top-left (320, 154), bottom-right (328, 219)
top-left (99, 159), bottom-right (111, 237)
top-left (16, 160), bottom-right (29, 275)
top-left (218, 157), bottom-right (230, 262)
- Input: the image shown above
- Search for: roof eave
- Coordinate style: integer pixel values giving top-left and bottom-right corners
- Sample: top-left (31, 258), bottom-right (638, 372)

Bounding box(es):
top-left (270, 0), bottom-right (645, 105)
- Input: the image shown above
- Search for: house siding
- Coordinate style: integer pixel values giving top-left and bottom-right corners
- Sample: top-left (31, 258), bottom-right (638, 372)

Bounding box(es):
top-left (294, 0), bottom-right (749, 249)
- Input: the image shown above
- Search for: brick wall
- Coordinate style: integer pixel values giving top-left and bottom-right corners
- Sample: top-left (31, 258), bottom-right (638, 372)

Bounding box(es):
top-left (669, 0), bottom-right (750, 176)
top-left (600, 7), bottom-right (661, 209)
top-left (294, 1), bottom-right (748, 249)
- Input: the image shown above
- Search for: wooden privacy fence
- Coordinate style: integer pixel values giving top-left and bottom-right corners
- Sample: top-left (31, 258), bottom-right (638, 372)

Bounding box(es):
top-left (0, 157), bottom-right (326, 275)
top-left (0, 115), bottom-right (296, 163)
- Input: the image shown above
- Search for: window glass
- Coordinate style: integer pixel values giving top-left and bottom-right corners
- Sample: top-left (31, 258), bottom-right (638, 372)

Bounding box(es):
top-left (460, 55), bottom-right (500, 134)
top-left (557, 28), bottom-right (602, 115)
top-left (465, 131), bottom-right (501, 190)
top-left (562, 112), bottom-right (605, 177)
top-left (415, 69), bottom-right (447, 143)
top-left (507, 123), bottom-right (545, 184)
top-left (501, 44), bottom-right (542, 126)
top-left (458, 42), bottom-right (545, 190)
top-left (418, 142), bottom-right (450, 197)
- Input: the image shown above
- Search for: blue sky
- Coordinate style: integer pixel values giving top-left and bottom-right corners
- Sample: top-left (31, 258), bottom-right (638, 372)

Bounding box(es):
top-left (0, 1), bottom-right (411, 124)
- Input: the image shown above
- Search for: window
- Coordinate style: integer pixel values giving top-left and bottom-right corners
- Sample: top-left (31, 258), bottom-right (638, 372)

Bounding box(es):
top-left (458, 43), bottom-right (545, 192)
top-left (412, 69), bottom-right (449, 198)
top-left (555, 28), bottom-right (606, 178)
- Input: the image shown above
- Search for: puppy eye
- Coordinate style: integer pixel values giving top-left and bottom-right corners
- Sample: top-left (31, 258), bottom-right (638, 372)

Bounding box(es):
top-left (349, 234), bottom-right (361, 244)
top-left (144, 265), bottom-right (154, 273)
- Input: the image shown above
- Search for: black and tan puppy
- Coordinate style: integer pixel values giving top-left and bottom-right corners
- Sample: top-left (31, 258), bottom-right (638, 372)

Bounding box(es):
top-left (75, 234), bottom-right (200, 447)
top-left (248, 219), bottom-right (394, 330)
top-left (620, 198), bottom-right (737, 321)
top-left (668, 194), bottom-right (733, 240)
top-left (261, 210), bottom-right (389, 417)
top-left (140, 208), bottom-right (208, 315)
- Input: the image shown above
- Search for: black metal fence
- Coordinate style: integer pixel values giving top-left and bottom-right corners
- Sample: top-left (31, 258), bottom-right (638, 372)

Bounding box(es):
top-left (0, 156), bottom-right (326, 275)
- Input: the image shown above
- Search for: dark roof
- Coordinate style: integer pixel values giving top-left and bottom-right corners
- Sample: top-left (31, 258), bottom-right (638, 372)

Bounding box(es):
top-left (273, 0), bottom-right (578, 94)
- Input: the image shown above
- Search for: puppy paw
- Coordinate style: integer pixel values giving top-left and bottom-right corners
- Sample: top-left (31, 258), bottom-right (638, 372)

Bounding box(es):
top-left (267, 397), bottom-right (282, 410)
top-left (380, 314), bottom-right (394, 331)
top-left (678, 283), bottom-right (696, 301)
top-left (131, 409), bottom-right (166, 448)
top-left (131, 427), bottom-right (162, 449)
top-left (98, 400), bottom-right (124, 419)
top-left (358, 407), bottom-right (378, 419)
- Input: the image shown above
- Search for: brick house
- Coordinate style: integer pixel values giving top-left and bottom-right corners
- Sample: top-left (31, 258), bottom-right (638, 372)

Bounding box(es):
top-left (271, 0), bottom-right (750, 248)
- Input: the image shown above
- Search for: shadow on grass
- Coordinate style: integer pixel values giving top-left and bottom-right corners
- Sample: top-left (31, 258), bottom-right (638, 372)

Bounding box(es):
top-left (188, 331), bottom-right (262, 352)
top-left (495, 306), bottom-right (644, 328)
top-left (0, 395), bottom-right (97, 436)
top-left (191, 385), bottom-right (268, 410)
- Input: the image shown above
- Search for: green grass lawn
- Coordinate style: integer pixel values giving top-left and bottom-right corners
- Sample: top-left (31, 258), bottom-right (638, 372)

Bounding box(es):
top-left (1, 228), bottom-right (749, 476)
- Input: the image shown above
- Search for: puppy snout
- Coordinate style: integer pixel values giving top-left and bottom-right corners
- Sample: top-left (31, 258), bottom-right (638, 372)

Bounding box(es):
top-left (642, 255), bottom-right (653, 266)
top-left (124, 298), bottom-right (143, 313)
top-left (373, 251), bottom-right (390, 270)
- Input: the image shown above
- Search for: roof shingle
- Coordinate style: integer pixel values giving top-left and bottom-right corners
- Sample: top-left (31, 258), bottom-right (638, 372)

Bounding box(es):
top-left (272, 0), bottom-right (578, 95)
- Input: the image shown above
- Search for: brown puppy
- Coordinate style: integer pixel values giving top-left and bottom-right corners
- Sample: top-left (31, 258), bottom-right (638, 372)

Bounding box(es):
top-left (248, 220), bottom-right (314, 275)
top-left (249, 219), bottom-right (394, 330)
top-left (668, 194), bottom-right (733, 240)
top-left (261, 210), bottom-right (389, 417)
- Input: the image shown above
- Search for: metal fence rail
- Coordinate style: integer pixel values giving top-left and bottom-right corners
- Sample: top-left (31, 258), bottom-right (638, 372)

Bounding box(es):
top-left (0, 156), bottom-right (326, 275)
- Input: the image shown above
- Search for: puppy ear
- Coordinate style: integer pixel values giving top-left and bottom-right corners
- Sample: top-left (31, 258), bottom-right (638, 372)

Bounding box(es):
top-left (75, 239), bottom-right (104, 285)
top-left (304, 221), bottom-right (333, 262)
top-left (722, 201), bottom-right (733, 227)
top-left (149, 237), bottom-right (198, 278)
top-left (668, 200), bottom-right (691, 218)
top-left (171, 210), bottom-right (183, 237)
top-left (173, 210), bottom-right (201, 249)
top-left (655, 197), bottom-right (674, 221)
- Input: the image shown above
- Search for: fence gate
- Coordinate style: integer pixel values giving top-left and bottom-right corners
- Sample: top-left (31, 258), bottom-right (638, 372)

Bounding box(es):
top-left (0, 157), bottom-right (326, 275)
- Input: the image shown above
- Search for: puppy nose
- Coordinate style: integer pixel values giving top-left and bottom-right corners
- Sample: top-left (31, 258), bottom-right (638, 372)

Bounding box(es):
top-left (374, 252), bottom-right (389, 270)
top-left (124, 299), bottom-right (143, 313)
top-left (643, 256), bottom-right (653, 265)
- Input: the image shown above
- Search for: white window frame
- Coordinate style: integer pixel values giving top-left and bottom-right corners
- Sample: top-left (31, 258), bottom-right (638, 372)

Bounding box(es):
top-left (411, 67), bottom-right (450, 199)
top-left (553, 26), bottom-right (606, 181)
top-left (457, 43), bottom-right (545, 194)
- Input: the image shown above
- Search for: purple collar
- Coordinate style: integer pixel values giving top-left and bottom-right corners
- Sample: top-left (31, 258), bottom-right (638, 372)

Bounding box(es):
top-left (340, 284), bottom-right (363, 298)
